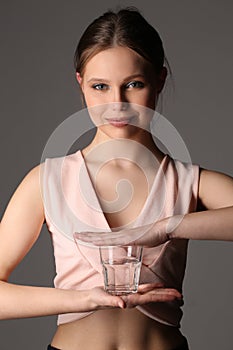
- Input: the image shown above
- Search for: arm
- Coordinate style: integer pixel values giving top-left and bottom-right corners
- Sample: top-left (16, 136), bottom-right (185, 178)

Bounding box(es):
top-left (75, 169), bottom-right (233, 246)
top-left (168, 169), bottom-right (233, 241)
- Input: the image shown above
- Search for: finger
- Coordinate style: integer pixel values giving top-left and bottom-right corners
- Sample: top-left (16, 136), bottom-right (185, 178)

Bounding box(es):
top-left (73, 225), bottom-right (153, 247)
top-left (74, 231), bottom-right (129, 246)
top-left (137, 283), bottom-right (165, 293)
top-left (106, 296), bottom-right (126, 309)
top-left (145, 288), bottom-right (183, 299)
top-left (127, 288), bottom-right (182, 302)
top-left (124, 288), bottom-right (183, 307)
top-left (94, 288), bottom-right (126, 309)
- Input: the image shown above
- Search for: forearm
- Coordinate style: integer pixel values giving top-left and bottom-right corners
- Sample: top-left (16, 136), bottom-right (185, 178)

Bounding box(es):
top-left (0, 280), bottom-right (90, 320)
top-left (166, 206), bottom-right (233, 241)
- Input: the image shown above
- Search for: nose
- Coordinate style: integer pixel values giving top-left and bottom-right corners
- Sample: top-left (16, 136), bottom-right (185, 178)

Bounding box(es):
top-left (111, 87), bottom-right (127, 111)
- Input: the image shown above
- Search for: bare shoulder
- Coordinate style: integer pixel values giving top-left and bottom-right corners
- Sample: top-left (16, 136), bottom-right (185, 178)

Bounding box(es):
top-left (20, 163), bottom-right (43, 185)
top-left (7, 163), bottom-right (45, 209)
top-left (199, 168), bottom-right (233, 209)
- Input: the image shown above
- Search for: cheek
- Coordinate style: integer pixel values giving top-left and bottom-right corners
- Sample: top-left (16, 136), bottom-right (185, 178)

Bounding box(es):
top-left (135, 90), bottom-right (157, 110)
top-left (84, 95), bottom-right (93, 107)
top-left (81, 85), bottom-right (95, 107)
top-left (83, 92), bottom-right (109, 108)
top-left (148, 86), bottom-right (158, 108)
top-left (82, 91), bottom-right (95, 107)
top-left (86, 103), bottom-right (109, 127)
top-left (147, 95), bottom-right (157, 110)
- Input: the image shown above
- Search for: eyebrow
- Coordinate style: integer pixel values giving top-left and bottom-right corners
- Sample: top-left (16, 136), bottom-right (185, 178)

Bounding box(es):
top-left (87, 74), bottom-right (146, 84)
top-left (87, 78), bottom-right (110, 83)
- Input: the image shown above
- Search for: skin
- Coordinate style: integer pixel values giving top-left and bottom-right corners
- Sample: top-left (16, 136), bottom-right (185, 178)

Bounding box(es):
top-left (77, 46), bottom-right (166, 149)
top-left (0, 46), bottom-right (233, 350)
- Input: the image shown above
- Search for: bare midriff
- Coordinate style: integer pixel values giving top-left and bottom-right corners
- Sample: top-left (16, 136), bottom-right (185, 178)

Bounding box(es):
top-left (51, 308), bottom-right (185, 350)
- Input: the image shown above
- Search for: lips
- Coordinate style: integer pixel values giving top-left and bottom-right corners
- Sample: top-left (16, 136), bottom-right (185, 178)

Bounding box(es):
top-left (106, 117), bottom-right (134, 127)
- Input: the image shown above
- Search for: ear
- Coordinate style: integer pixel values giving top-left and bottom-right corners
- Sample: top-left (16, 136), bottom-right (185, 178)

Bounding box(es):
top-left (76, 72), bottom-right (82, 85)
top-left (76, 72), bottom-right (86, 107)
top-left (157, 67), bottom-right (167, 93)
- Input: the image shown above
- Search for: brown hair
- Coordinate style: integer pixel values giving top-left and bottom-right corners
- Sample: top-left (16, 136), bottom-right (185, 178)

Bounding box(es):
top-left (74, 7), bottom-right (170, 78)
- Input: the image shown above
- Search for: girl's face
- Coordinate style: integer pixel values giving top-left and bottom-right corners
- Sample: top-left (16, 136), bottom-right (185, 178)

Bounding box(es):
top-left (77, 46), bottom-right (166, 140)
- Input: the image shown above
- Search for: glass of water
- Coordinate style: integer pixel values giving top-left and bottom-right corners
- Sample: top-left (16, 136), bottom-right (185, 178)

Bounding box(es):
top-left (99, 245), bottom-right (143, 295)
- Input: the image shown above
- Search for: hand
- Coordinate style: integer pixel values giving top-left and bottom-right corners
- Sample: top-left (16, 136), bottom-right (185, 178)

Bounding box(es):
top-left (88, 284), bottom-right (182, 311)
top-left (74, 220), bottom-right (170, 248)
top-left (88, 287), bottom-right (125, 310)
top-left (121, 283), bottom-right (183, 308)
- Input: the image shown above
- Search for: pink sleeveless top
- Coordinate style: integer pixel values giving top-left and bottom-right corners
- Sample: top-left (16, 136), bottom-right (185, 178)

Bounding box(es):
top-left (42, 150), bottom-right (199, 327)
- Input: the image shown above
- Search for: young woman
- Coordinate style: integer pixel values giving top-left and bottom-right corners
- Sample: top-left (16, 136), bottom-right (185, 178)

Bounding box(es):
top-left (0, 8), bottom-right (233, 350)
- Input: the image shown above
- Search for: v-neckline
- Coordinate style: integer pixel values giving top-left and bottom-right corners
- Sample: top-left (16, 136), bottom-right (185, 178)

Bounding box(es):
top-left (77, 149), bottom-right (168, 231)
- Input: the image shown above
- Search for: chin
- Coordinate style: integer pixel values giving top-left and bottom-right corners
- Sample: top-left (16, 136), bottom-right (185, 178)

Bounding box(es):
top-left (98, 124), bottom-right (150, 141)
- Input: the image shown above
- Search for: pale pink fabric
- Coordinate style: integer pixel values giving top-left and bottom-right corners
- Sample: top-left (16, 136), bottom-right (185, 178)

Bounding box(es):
top-left (42, 150), bottom-right (199, 327)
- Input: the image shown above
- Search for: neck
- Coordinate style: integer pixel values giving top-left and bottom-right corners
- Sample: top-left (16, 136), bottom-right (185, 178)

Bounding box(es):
top-left (82, 129), bottom-right (165, 168)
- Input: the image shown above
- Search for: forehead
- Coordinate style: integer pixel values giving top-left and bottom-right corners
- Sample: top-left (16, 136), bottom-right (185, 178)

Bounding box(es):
top-left (83, 46), bottom-right (153, 79)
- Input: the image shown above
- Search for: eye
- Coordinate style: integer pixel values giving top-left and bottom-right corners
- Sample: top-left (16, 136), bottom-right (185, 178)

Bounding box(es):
top-left (125, 81), bottom-right (145, 89)
top-left (92, 83), bottom-right (109, 91)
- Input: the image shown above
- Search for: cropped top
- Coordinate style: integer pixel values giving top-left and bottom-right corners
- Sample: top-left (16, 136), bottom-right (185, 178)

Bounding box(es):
top-left (42, 150), bottom-right (199, 327)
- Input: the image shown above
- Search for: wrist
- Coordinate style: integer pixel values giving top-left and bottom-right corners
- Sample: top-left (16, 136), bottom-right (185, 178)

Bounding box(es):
top-left (162, 214), bottom-right (184, 240)
top-left (62, 288), bottom-right (91, 313)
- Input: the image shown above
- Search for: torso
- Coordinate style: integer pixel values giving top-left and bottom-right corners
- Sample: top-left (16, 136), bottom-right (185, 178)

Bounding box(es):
top-left (81, 145), bottom-right (165, 229)
top-left (51, 308), bottom-right (185, 350)
top-left (51, 146), bottom-right (186, 349)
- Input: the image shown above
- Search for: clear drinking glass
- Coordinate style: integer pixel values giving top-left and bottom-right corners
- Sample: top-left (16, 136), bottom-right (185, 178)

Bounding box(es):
top-left (99, 245), bottom-right (143, 295)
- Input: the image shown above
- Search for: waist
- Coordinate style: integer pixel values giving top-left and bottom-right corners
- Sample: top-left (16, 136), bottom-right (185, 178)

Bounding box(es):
top-left (51, 308), bottom-right (186, 350)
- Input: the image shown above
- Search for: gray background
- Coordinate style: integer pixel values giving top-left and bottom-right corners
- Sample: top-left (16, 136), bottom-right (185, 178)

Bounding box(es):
top-left (0, 0), bottom-right (232, 349)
